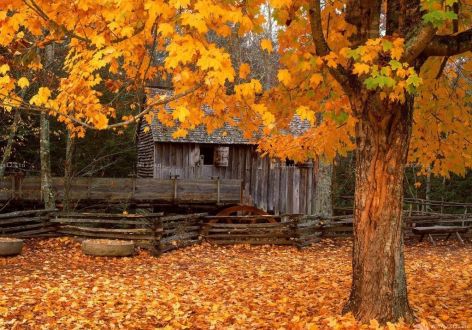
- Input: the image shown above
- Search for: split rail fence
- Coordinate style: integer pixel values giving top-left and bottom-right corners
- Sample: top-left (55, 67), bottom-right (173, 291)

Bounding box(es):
top-left (0, 208), bottom-right (470, 253)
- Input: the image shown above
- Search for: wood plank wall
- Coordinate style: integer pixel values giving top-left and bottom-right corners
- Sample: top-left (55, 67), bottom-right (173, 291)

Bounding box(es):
top-left (136, 120), bottom-right (155, 178)
top-left (152, 143), bottom-right (316, 214)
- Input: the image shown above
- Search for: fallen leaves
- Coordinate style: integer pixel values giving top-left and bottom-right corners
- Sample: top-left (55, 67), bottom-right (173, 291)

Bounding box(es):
top-left (0, 238), bottom-right (471, 329)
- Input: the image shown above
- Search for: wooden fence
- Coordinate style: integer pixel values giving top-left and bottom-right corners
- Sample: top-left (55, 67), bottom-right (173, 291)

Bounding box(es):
top-left (159, 213), bottom-right (205, 252)
top-left (0, 209), bottom-right (57, 238)
top-left (0, 177), bottom-right (242, 205)
top-left (321, 213), bottom-right (472, 239)
top-left (202, 214), bottom-right (321, 248)
top-left (0, 210), bottom-right (324, 250)
top-left (0, 210), bottom-right (208, 254)
top-left (1, 209), bottom-right (470, 253)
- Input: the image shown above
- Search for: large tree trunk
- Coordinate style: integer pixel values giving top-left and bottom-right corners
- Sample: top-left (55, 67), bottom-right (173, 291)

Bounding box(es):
top-left (343, 93), bottom-right (415, 323)
top-left (314, 160), bottom-right (333, 217)
top-left (40, 112), bottom-right (55, 209)
top-left (0, 110), bottom-right (21, 177)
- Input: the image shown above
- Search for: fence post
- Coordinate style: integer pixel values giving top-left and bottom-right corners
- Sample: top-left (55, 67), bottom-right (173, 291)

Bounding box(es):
top-left (211, 176), bottom-right (220, 204)
top-left (170, 175), bottom-right (179, 203)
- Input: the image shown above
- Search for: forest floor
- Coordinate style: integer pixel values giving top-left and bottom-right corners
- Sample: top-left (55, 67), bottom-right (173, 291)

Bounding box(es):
top-left (0, 238), bottom-right (471, 329)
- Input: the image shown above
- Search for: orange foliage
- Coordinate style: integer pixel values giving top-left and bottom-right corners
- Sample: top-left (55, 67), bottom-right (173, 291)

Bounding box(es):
top-left (0, 238), bottom-right (471, 329)
top-left (0, 0), bottom-right (471, 174)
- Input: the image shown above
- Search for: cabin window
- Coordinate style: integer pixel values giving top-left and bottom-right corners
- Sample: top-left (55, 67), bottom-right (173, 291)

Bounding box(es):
top-left (285, 158), bottom-right (295, 166)
top-left (200, 145), bottom-right (214, 165)
top-left (214, 146), bottom-right (229, 167)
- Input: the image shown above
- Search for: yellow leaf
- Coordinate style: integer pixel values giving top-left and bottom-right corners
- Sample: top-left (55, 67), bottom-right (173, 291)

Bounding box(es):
top-left (172, 128), bottom-right (188, 138)
top-left (29, 87), bottom-right (52, 106)
top-left (158, 23), bottom-right (174, 37)
top-left (239, 63), bottom-right (251, 79)
top-left (120, 26), bottom-right (134, 38)
top-left (260, 39), bottom-right (273, 53)
top-left (353, 63), bottom-right (371, 76)
top-left (296, 106), bottom-right (315, 125)
top-left (172, 106), bottom-right (190, 122)
top-left (277, 69), bottom-right (292, 86)
top-left (391, 38), bottom-right (405, 60)
top-left (310, 73), bottom-right (323, 89)
top-left (369, 319), bottom-right (380, 329)
top-left (17, 77), bottom-right (29, 89)
top-left (91, 35), bottom-right (106, 49)
top-left (0, 64), bottom-right (10, 75)
top-left (181, 13), bottom-right (207, 34)
top-left (324, 52), bottom-right (338, 68)
top-left (170, 0), bottom-right (190, 8)
top-left (269, 0), bottom-right (292, 9)
top-left (143, 126), bottom-right (150, 133)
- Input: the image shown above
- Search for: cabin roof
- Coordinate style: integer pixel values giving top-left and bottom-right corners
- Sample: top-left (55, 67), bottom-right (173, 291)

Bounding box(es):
top-left (146, 87), bottom-right (310, 145)
top-left (150, 120), bottom-right (254, 145)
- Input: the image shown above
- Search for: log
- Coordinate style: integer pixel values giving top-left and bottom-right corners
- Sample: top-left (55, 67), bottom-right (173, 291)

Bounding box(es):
top-left (58, 230), bottom-right (156, 240)
top-left (52, 218), bottom-right (151, 225)
top-left (59, 225), bottom-right (153, 234)
top-left (0, 209), bottom-right (57, 219)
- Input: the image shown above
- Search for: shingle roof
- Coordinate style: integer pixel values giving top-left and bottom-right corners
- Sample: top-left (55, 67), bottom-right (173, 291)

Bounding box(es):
top-left (150, 120), bottom-right (254, 144)
top-left (146, 87), bottom-right (310, 145)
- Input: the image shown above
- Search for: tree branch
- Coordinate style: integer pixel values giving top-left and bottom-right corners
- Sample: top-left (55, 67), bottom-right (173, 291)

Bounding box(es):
top-left (308, 0), bottom-right (330, 56)
top-left (23, 0), bottom-right (145, 47)
top-left (422, 28), bottom-right (472, 57)
top-left (307, 0), bottom-right (354, 94)
top-left (0, 84), bottom-right (202, 130)
top-left (402, 22), bottom-right (437, 63)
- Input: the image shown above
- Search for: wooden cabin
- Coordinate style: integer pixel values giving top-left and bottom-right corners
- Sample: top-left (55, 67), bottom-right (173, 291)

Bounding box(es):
top-left (137, 90), bottom-right (317, 215)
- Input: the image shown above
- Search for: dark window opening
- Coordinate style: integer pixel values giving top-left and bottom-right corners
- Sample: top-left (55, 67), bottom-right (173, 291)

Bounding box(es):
top-left (200, 145), bottom-right (214, 165)
top-left (285, 158), bottom-right (295, 166)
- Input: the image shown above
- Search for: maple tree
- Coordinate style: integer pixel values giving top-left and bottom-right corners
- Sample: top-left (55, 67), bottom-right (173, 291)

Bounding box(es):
top-left (0, 0), bottom-right (472, 324)
top-left (255, 1), bottom-right (472, 324)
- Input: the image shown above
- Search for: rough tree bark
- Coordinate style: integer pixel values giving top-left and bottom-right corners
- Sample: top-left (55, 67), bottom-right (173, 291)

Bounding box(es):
top-left (40, 112), bottom-right (55, 209)
top-left (342, 93), bottom-right (415, 323)
top-left (0, 110), bottom-right (21, 177)
top-left (40, 44), bottom-right (56, 209)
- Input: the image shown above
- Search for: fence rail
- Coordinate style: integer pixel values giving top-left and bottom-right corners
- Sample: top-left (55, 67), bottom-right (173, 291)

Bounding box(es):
top-left (1, 209), bottom-right (470, 252)
top-left (0, 176), bottom-right (242, 205)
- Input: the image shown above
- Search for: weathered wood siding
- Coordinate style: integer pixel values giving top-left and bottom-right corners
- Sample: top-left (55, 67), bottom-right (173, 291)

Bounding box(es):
top-left (152, 143), bottom-right (316, 214)
top-left (136, 120), bottom-right (155, 178)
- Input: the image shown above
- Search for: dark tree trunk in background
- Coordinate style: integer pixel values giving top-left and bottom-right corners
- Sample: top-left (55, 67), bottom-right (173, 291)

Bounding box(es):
top-left (63, 130), bottom-right (75, 212)
top-left (0, 110), bottom-right (21, 177)
top-left (343, 93), bottom-right (415, 323)
top-left (40, 112), bottom-right (55, 209)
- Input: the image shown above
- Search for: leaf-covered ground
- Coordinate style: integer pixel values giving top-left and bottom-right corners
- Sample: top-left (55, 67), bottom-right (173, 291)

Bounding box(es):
top-left (0, 238), bottom-right (471, 329)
